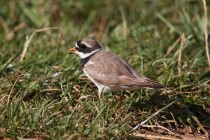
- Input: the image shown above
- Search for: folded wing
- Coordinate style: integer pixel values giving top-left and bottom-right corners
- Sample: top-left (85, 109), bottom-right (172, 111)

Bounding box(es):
top-left (85, 51), bottom-right (163, 89)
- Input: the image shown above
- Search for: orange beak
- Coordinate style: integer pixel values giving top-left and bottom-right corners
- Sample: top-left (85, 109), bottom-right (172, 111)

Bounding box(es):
top-left (68, 47), bottom-right (76, 54)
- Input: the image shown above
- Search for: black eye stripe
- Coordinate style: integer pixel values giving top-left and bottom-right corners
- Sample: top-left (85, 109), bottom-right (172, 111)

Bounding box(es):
top-left (80, 44), bottom-right (86, 48)
top-left (75, 39), bottom-right (103, 55)
top-left (77, 40), bottom-right (87, 49)
top-left (77, 40), bottom-right (81, 46)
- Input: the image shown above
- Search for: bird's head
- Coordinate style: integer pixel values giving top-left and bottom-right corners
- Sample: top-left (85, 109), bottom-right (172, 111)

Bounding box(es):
top-left (69, 38), bottom-right (102, 59)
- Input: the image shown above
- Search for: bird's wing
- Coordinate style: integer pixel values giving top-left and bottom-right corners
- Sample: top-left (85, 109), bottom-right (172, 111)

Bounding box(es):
top-left (84, 52), bottom-right (130, 86)
top-left (84, 51), bottom-right (163, 88)
top-left (119, 75), bottom-right (164, 88)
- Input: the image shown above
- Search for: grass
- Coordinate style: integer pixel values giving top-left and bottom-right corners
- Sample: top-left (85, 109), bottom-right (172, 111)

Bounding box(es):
top-left (0, 0), bottom-right (210, 139)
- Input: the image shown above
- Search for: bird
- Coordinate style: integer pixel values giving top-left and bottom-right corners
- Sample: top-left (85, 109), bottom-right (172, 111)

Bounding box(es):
top-left (69, 38), bottom-right (164, 98)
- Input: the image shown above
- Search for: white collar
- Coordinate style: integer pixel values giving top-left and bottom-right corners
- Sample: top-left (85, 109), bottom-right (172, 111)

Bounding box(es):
top-left (75, 49), bottom-right (101, 59)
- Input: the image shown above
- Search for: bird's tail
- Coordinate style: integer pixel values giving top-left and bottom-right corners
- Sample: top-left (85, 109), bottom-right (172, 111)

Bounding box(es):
top-left (138, 77), bottom-right (164, 89)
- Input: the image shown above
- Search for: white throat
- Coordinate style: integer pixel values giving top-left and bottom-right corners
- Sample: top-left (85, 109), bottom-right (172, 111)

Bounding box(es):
top-left (75, 49), bottom-right (101, 59)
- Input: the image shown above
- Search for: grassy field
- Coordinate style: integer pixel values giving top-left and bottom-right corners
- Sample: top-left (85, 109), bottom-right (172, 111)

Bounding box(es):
top-left (0, 0), bottom-right (210, 139)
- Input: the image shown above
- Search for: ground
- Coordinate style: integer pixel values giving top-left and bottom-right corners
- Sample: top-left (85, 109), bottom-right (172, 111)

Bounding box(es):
top-left (0, 0), bottom-right (210, 139)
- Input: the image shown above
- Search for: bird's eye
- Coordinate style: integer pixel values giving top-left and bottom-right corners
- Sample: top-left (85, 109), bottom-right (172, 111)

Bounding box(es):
top-left (80, 43), bottom-right (87, 49)
top-left (77, 40), bottom-right (87, 49)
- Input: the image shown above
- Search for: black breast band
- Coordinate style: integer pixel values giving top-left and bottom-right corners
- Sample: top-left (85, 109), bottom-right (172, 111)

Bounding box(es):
top-left (80, 52), bottom-right (97, 68)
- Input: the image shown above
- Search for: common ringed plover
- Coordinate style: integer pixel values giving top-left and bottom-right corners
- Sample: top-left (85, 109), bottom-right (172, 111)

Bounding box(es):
top-left (69, 38), bottom-right (163, 98)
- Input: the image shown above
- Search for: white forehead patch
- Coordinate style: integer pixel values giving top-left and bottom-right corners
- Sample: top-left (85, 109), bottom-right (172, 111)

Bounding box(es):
top-left (75, 42), bottom-right (79, 49)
